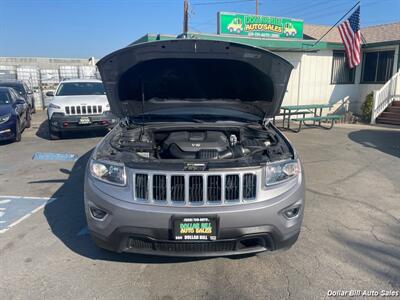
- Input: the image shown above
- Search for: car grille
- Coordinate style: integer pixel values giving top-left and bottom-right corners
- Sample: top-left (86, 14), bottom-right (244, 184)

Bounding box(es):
top-left (128, 238), bottom-right (236, 253)
top-left (132, 171), bottom-right (258, 206)
top-left (65, 105), bottom-right (103, 115)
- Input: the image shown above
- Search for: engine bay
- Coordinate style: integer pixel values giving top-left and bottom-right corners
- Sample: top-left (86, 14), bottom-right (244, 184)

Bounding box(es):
top-left (99, 122), bottom-right (294, 166)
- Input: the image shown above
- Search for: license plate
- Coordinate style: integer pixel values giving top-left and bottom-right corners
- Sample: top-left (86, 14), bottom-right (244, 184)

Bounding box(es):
top-left (172, 216), bottom-right (218, 241)
top-left (78, 117), bottom-right (91, 125)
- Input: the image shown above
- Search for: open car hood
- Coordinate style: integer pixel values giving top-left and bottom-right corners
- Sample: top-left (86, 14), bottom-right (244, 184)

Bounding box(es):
top-left (97, 39), bottom-right (293, 120)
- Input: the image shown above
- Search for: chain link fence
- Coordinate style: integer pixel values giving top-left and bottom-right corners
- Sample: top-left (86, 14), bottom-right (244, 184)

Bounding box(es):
top-left (0, 63), bottom-right (100, 110)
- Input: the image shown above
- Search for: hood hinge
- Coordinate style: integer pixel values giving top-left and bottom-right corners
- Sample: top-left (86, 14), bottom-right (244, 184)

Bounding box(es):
top-left (262, 113), bottom-right (272, 128)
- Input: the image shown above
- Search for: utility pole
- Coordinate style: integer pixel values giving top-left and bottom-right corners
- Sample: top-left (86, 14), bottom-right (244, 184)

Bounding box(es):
top-left (183, 0), bottom-right (189, 35)
top-left (256, 0), bottom-right (259, 15)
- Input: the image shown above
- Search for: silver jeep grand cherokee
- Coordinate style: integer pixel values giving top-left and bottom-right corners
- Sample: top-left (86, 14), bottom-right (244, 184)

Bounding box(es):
top-left (84, 39), bottom-right (305, 257)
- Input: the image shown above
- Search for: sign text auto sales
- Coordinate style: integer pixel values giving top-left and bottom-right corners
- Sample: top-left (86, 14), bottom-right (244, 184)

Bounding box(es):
top-left (243, 15), bottom-right (283, 33)
top-left (218, 12), bottom-right (304, 39)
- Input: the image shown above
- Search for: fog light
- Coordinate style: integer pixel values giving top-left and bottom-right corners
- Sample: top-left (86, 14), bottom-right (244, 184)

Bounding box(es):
top-left (89, 206), bottom-right (108, 220)
top-left (282, 205), bottom-right (301, 219)
top-left (63, 122), bottom-right (69, 127)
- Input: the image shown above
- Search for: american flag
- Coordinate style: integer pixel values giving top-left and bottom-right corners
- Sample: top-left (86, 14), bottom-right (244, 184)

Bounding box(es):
top-left (338, 6), bottom-right (361, 68)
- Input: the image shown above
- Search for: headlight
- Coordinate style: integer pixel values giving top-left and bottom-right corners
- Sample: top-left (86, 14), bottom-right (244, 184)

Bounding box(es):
top-left (89, 159), bottom-right (126, 186)
top-left (264, 159), bottom-right (301, 186)
top-left (48, 103), bottom-right (61, 109)
top-left (0, 114), bottom-right (11, 124)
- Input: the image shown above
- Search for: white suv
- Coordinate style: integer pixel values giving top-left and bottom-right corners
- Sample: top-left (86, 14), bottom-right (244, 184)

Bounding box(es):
top-left (46, 79), bottom-right (117, 139)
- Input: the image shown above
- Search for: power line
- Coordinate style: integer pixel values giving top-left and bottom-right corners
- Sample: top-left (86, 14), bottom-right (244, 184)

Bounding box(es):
top-left (192, 0), bottom-right (255, 6)
top-left (312, 1), bottom-right (360, 47)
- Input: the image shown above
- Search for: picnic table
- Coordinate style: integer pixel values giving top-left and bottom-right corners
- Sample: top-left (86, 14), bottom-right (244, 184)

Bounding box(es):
top-left (275, 103), bottom-right (342, 132)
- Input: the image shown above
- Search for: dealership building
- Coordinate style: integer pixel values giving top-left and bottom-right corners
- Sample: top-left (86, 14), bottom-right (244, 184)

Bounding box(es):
top-left (132, 14), bottom-right (400, 123)
top-left (1, 12), bottom-right (399, 123)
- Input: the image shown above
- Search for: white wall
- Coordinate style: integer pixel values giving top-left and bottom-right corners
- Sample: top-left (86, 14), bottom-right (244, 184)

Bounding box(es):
top-left (277, 44), bottom-right (399, 115)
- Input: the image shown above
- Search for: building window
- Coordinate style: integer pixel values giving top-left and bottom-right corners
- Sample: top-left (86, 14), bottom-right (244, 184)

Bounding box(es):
top-left (361, 50), bottom-right (395, 83)
top-left (331, 51), bottom-right (355, 84)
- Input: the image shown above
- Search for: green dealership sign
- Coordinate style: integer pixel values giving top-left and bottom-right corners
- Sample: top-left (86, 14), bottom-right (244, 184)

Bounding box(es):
top-left (218, 12), bottom-right (303, 39)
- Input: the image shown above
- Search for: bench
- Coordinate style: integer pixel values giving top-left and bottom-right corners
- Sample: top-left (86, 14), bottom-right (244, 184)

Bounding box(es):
top-left (291, 115), bottom-right (342, 132)
top-left (277, 103), bottom-right (332, 130)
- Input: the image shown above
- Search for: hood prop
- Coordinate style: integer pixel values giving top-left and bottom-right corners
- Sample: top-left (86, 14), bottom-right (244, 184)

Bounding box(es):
top-left (139, 79), bottom-right (146, 140)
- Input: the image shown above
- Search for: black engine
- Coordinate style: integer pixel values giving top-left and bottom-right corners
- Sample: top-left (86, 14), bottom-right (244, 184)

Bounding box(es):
top-left (160, 130), bottom-right (249, 160)
top-left (108, 125), bottom-right (291, 162)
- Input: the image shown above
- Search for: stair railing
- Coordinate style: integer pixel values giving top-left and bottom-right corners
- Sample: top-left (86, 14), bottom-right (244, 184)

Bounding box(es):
top-left (371, 70), bottom-right (400, 124)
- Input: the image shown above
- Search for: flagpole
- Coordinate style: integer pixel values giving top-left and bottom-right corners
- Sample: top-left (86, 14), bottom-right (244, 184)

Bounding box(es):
top-left (311, 1), bottom-right (360, 48)
top-left (360, 32), bottom-right (368, 45)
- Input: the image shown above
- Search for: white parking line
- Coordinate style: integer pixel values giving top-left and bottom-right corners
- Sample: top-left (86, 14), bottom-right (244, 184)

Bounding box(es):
top-left (0, 195), bottom-right (54, 200)
top-left (0, 196), bottom-right (56, 234)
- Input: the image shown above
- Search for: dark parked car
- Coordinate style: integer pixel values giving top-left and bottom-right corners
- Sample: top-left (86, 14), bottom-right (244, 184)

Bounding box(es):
top-left (0, 80), bottom-right (36, 113)
top-left (0, 87), bottom-right (31, 142)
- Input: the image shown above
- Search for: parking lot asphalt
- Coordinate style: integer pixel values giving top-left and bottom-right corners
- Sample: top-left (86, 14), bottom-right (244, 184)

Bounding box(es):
top-left (1, 112), bottom-right (400, 300)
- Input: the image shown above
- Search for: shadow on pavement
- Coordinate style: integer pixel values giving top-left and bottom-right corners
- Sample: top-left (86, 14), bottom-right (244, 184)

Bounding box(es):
top-left (348, 129), bottom-right (400, 158)
top-left (330, 228), bottom-right (400, 288)
top-left (43, 150), bottom-right (212, 264)
top-left (0, 140), bottom-right (14, 146)
top-left (36, 119), bottom-right (108, 141)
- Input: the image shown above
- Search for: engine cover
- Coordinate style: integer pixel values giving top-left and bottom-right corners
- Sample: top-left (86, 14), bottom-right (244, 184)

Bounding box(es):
top-left (163, 131), bottom-right (229, 153)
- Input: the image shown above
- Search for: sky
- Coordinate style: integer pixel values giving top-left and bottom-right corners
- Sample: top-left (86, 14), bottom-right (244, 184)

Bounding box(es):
top-left (0, 0), bottom-right (399, 59)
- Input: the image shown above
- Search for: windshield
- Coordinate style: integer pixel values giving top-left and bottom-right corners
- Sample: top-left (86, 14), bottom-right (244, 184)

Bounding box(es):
top-left (0, 90), bottom-right (11, 105)
top-left (130, 107), bottom-right (260, 123)
top-left (0, 83), bottom-right (24, 95)
top-left (56, 82), bottom-right (105, 96)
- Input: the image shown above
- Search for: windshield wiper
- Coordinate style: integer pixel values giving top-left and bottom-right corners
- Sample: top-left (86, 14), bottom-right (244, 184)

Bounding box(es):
top-left (130, 115), bottom-right (205, 123)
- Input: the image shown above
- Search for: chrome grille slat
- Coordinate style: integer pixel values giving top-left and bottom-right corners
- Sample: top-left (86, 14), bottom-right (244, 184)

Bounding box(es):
top-left (132, 171), bottom-right (258, 206)
top-left (189, 176), bottom-right (203, 202)
top-left (135, 174), bottom-right (148, 200)
top-left (243, 174), bottom-right (257, 200)
top-left (207, 175), bottom-right (221, 202)
top-left (225, 175), bottom-right (239, 201)
top-left (171, 175), bottom-right (185, 202)
top-left (153, 175), bottom-right (167, 201)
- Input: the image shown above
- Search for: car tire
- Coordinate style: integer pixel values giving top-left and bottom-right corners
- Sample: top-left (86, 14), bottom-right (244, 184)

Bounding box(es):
top-left (48, 123), bottom-right (60, 140)
top-left (25, 110), bottom-right (32, 128)
top-left (14, 120), bottom-right (22, 142)
top-left (31, 101), bottom-right (36, 113)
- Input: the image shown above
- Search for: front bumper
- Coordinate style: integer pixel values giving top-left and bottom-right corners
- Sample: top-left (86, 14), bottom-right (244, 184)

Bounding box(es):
top-left (84, 170), bottom-right (305, 257)
top-left (49, 112), bottom-right (118, 132)
top-left (0, 120), bottom-right (16, 141)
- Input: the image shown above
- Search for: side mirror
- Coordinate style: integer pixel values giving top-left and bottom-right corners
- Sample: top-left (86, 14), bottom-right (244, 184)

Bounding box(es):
top-left (46, 91), bottom-right (55, 97)
top-left (15, 99), bottom-right (26, 105)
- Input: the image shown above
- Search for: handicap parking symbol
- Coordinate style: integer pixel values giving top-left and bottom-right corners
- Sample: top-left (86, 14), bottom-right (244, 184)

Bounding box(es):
top-left (0, 196), bottom-right (55, 233)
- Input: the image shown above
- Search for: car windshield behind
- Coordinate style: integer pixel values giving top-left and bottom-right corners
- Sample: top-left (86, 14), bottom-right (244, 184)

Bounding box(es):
top-left (0, 83), bottom-right (24, 95)
top-left (0, 91), bottom-right (11, 105)
top-left (56, 82), bottom-right (105, 96)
